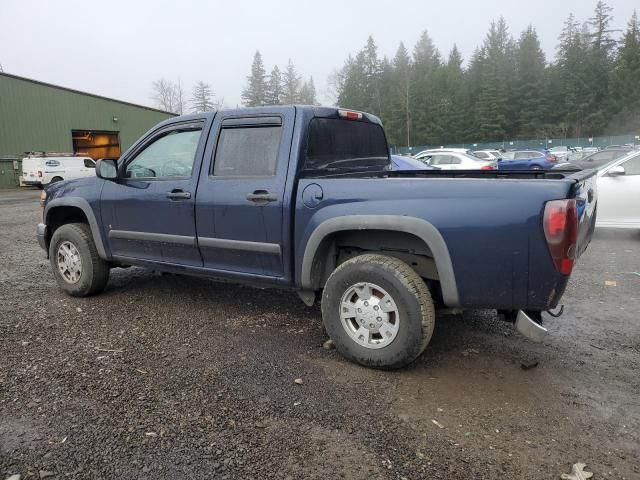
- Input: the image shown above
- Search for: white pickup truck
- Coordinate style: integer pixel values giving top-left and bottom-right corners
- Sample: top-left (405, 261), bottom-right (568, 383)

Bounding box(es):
top-left (22, 153), bottom-right (96, 188)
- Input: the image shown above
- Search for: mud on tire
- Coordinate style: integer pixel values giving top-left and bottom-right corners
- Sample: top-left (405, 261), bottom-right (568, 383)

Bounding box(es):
top-left (49, 223), bottom-right (110, 297)
top-left (321, 253), bottom-right (435, 369)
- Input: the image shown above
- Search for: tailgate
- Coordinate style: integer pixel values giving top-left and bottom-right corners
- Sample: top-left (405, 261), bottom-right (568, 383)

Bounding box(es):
top-left (567, 168), bottom-right (597, 258)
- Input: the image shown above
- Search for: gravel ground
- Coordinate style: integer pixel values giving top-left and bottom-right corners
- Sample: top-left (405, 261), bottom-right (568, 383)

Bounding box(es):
top-left (1, 189), bottom-right (639, 480)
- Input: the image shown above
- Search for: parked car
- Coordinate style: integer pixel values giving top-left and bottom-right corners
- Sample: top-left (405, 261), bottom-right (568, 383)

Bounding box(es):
top-left (413, 148), bottom-right (475, 161)
top-left (498, 150), bottom-right (557, 170)
top-left (595, 150), bottom-right (640, 230)
top-left (22, 153), bottom-right (96, 188)
top-left (473, 150), bottom-right (502, 160)
top-left (552, 147), bottom-right (634, 171)
top-left (417, 151), bottom-right (497, 170)
top-left (36, 106), bottom-right (597, 369)
top-left (549, 146), bottom-right (574, 161)
top-left (390, 154), bottom-right (436, 170)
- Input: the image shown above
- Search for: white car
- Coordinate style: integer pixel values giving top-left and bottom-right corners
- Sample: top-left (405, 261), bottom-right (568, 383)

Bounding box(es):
top-left (414, 148), bottom-right (475, 160)
top-left (417, 151), bottom-right (497, 170)
top-left (473, 150), bottom-right (503, 160)
top-left (549, 146), bottom-right (573, 161)
top-left (596, 150), bottom-right (640, 229)
top-left (22, 154), bottom-right (96, 188)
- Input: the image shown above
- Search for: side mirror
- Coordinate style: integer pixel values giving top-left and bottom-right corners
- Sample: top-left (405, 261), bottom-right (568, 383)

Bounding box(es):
top-left (608, 165), bottom-right (626, 176)
top-left (95, 158), bottom-right (118, 180)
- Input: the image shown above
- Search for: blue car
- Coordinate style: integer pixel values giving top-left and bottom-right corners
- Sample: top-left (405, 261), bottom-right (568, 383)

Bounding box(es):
top-left (390, 154), bottom-right (436, 170)
top-left (498, 150), bottom-right (558, 170)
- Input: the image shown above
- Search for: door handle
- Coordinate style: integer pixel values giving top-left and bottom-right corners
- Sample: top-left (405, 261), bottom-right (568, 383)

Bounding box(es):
top-left (167, 189), bottom-right (191, 200)
top-left (246, 190), bottom-right (277, 203)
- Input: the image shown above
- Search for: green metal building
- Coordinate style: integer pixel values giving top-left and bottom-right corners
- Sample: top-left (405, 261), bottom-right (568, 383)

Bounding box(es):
top-left (0, 72), bottom-right (175, 187)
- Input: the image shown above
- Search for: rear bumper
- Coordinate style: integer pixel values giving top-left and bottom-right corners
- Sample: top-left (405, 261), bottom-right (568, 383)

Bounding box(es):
top-left (37, 223), bottom-right (48, 253)
top-left (515, 310), bottom-right (548, 342)
top-left (23, 180), bottom-right (43, 186)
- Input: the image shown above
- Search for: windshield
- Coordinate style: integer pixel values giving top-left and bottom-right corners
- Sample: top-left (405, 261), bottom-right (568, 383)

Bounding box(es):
top-left (303, 118), bottom-right (389, 171)
top-left (574, 149), bottom-right (632, 170)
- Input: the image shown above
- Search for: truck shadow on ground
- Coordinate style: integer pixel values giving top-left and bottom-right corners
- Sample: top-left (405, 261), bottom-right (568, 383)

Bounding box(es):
top-left (104, 266), bottom-right (536, 373)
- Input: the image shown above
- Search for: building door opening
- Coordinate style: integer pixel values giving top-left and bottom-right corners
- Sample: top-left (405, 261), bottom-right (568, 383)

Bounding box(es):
top-left (72, 130), bottom-right (121, 160)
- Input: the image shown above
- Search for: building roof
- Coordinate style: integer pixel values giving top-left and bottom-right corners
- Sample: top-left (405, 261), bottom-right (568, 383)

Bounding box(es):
top-left (0, 71), bottom-right (176, 116)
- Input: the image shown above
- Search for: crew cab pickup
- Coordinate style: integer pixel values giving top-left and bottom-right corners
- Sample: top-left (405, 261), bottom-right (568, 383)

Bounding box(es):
top-left (37, 106), bottom-right (597, 369)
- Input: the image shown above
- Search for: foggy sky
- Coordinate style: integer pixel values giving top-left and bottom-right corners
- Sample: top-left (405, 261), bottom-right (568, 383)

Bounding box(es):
top-left (0, 0), bottom-right (636, 110)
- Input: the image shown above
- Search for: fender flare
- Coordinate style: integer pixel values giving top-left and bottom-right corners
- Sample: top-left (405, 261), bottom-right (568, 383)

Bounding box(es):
top-left (300, 215), bottom-right (460, 307)
top-left (44, 197), bottom-right (108, 259)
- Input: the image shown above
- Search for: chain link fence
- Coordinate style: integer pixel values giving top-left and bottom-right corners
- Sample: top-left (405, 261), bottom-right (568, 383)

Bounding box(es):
top-left (391, 133), bottom-right (640, 155)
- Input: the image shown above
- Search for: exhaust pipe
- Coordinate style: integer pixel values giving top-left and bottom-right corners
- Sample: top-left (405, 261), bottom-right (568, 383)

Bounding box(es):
top-left (515, 310), bottom-right (548, 343)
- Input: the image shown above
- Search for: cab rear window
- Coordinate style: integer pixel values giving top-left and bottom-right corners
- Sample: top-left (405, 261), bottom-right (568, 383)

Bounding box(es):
top-left (303, 118), bottom-right (389, 171)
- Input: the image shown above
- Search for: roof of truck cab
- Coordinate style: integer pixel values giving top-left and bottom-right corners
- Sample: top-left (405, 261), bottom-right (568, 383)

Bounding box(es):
top-left (154, 105), bottom-right (382, 128)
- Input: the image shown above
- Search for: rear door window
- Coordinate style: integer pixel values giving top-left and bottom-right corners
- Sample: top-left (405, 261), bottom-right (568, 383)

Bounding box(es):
top-left (431, 154), bottom-right (460, 165)
top-left (213, 119), bottom-right (282, 177)
top-left (303, 118), bottom-right (389, 171)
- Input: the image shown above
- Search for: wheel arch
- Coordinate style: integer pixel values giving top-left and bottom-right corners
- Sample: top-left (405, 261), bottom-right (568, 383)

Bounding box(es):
top-left (45, 198), bottom-right (108, 259)
top-left (300, 215), bottom-right (460, 307)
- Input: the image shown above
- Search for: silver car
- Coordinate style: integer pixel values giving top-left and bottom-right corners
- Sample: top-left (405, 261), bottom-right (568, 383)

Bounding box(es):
top-left (416, 152), bottom-right (497, 170)
top-left (596, 151), bottom-right (640, 230)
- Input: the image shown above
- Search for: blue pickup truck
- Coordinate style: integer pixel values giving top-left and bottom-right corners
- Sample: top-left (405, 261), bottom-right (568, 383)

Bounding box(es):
top-left (37, 106), bottom-right (597, 369)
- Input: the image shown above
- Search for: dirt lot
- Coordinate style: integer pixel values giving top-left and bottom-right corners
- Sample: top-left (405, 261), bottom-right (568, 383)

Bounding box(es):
top-left (1, 189), bottom-right (639, 480)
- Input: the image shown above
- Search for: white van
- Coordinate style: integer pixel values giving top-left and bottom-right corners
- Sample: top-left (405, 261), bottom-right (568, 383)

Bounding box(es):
top-left (21, 154), bottom-right (96, 188)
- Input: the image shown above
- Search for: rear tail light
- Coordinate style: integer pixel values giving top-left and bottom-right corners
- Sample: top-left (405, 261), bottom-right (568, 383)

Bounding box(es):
top-left (481, 165), bottom-right (495, 170)
top-left (338, 109), bottom-right (363, 120)
top-left (546, 154), bottom-right (557, 162)
top-left (543, 199), bottom-right (578, 275)
top-left (37, 170), bottom-right (42, 178)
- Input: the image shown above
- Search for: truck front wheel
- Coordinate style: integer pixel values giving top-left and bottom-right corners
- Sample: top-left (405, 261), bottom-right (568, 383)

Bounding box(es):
top-left (321, 253), bottom-right (435, 369)
top-left (49, 223), bottom-right (110, 297)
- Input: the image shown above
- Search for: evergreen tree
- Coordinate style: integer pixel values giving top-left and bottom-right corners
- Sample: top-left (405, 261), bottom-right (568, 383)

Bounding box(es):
top-left (610, 10), bottom-right (640, 131)
top-left (583, 1), bottom-right (619, 133)
top-left (299, 77), bottom-right (317, 105)
top-left (514, 26), bottom-right (546, 137)
top-left (241, 51), bottom-right (267, 107)
top-left (265, 65), bottom-right (283, 105)
top-left (555, 13), bottom-right (591, 137)
top-left (190, 81), bottom-right (215, 113)
top-left (440, 45), bottom-right (466, 143)
top-left (387, 42), bottom-right (412, 147)
top-left (411, 30), bottom-right (443, 145)
top-left (281, 60), bottom-right (301, 104)
top-left (475, 18), bottom-right (515, 142)
top-left (337, 53), bottom-right (368, 110)
top-left (362, 36), bottom-right (383, 115)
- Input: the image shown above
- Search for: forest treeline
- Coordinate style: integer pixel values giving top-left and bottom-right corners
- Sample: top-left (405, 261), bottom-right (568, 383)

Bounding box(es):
top-left (241, 2), bottom-right (640, 146)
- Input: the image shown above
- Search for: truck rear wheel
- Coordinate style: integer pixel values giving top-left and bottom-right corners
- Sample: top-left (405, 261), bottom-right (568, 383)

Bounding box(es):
top-left (321, 253), bottom-right (435, 369)
top-left (49, 223), bottom-right (110, 297)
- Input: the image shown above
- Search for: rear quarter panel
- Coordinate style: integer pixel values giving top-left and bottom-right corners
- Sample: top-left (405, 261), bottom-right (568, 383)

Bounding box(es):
top-left (295, 176), bottom-right (576, 310)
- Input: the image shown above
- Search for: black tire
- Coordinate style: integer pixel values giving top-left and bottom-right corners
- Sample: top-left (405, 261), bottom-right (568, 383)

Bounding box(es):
top-left (530, 165), bottom-right (542, 170)
top-left (321, 253), bottom-right (435, 369)
top-left (50, 176), bottom-right (64, 183)
top-left (49, 223), bottom-right (110, 297)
